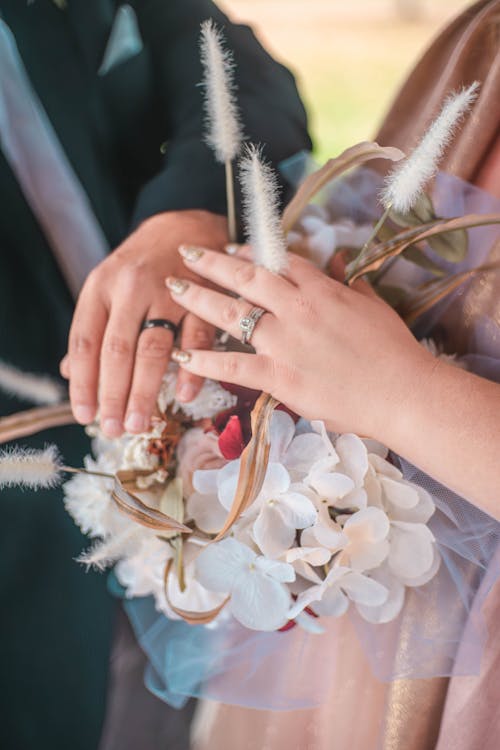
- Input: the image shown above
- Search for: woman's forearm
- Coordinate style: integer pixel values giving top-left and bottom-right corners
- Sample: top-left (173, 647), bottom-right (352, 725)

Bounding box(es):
top-left (385, 360), bottom-right (500, 519)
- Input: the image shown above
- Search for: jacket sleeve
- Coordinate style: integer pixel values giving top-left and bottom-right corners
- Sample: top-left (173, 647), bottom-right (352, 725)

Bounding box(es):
top-left (130, 0), bottom-right (312, 227)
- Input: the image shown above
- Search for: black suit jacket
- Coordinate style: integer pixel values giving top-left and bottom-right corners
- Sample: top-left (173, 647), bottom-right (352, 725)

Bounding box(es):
top-left (0, 2), bottom-right (311, 749)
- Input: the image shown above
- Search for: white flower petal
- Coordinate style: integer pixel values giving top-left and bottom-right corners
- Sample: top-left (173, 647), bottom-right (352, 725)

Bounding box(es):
top-left (386, 485), bottom-right (436, 524)
top-left (255, 463), bottom-right (291, 505)
top-left (310, 472), bottom-right (355, 502)
top-left (217, 460), bottom-right (241, 510)
top-left (369, 454), bottom-right (402, 479)
top-left (335, 434), bottom-right (368, 486)
top-left (255, 557), bottom-right (296, 583)
top-left (312, 523), bottom-right (348, 552)
top-left (340, 571), bottom-right (388, 607)
top-left (268, 411), bottom-right (296, 462)
top-left (230, 571), bottom-right (291, 630)
top-left (186, 492), bottom-right (227, 534)
top-left (380, 477), bottom-right (419, 509)
top-left (344, 507), bottom-right (390, 544)
top-left (277, 492), bottom-right (317, 530)
top-left (285, 546), bottom-right (332, 566)
top-left (192, 468), bottom-right (219, 495)
top-left (355, 565), bottom-right (405, 624)
top-left (284, 433), bottom-right (330, 474)
top-left (253, 504), bottom-right (296, 558)
top-left (296, 611), bottom-right (325, 634)
top-left (398, 544), bottom-right (441, 587)
top-left (195, 538), bottom-right (255, 592)
top-left (313, 586), bottom-right (349, 617)
top-left (388, 522), bottom-right (435, 579)
top-left (288, 583), bottom-right (326, 619)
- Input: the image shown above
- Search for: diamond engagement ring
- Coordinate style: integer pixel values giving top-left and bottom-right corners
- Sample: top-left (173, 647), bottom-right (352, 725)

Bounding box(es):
top-left (239, 306), bottom-right (266, 346)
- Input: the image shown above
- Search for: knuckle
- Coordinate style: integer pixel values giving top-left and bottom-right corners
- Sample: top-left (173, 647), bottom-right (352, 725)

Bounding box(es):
top-left (233, 262), bottom-right (256, 286)
top-left (70, 333), bottom-right (95, 358)
top-left (185, 326), bottom-right (213, 349)
top-left (222, 354), bottom-right (240, 379)
top-left (136, 333), bottom-right (170, 359)
top-left (293, 293), bottom-right (317, 320)
top-left (104, 334), bottom-right (132, 357)
top-left (221, 299), bottom-right (240, 325)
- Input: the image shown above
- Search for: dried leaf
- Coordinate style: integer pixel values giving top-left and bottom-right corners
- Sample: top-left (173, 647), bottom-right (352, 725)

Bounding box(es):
top-left (400, 245), bottom-right (446, 276)
top-left (390, 193), bottom-right (468, 262)
top-left (214, 392), bottom-right (279, 542)
top-left (347, 213), bottom-right (500, 283)
top-left (163, 559), bottom-right (229, 624)
top-left (159, 477), bottom-right (185, 539)
top-left (399, 261), bottom-right (500, 325)
top-left (113, 470), bottom-right (191, 534)
top-left (282, 142), bottom-right (405, 233)
top-left (0, 402), bottom-right (75, 444)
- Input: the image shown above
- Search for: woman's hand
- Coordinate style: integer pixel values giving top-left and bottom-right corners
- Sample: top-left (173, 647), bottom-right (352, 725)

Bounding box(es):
top-left (61, 210), bottom-right (228, 438)
top-left (166, 246), bottom-right (436, 443)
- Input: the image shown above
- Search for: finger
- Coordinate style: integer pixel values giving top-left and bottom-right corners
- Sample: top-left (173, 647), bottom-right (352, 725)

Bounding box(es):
top-left (68, 283), bottom-right (108, 425)
top-left (59, 355), bottom-right (70, 380)
top-left (178, 245), bottom-right (295, 314)
top-left (175, 313), bottom-right (215, 403)
top-left (172, 348), bottom-right (273, 394)
top-left (99, 302), bottom-right (148, 438)
top-left (124, 302), bottom-right (181, 433)
top-left (166, 277), bottom-right (276, 348)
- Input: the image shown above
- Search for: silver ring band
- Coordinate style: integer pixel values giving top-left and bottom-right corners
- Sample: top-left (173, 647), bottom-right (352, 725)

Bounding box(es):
top-left (239, 306), bottom-right (266, 346)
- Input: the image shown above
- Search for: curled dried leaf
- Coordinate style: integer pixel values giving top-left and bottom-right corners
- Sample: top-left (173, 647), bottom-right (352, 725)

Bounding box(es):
top-left (214, 392), bottom-right (279, 542)
top-left (163, 559), bottom-right (229, 624)
top-left (113, 470), bottom-right (192, 534)
top-left (282, 142), bottom-right (405, 233)
top-left (347, 213), bottom-right (500, 283)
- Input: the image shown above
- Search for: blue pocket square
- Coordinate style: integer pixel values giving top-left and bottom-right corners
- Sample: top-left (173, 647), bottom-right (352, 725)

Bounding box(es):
top-left (98, 4), bottom-right (143, 76)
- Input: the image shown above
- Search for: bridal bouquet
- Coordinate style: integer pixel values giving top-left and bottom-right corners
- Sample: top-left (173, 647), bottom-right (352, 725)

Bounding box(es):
top-left (1, 22), bottom-right (499, 641)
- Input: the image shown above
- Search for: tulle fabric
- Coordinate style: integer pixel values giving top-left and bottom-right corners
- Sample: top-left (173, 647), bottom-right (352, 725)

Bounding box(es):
top-left (116, 171), bottom-right (500, 712)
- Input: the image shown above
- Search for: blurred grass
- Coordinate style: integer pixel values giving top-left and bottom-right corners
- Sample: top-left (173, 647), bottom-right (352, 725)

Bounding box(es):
top-left (223, 0), bottom-right (473, 162)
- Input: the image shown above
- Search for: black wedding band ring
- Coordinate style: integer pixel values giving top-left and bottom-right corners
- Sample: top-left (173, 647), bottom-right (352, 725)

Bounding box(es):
top-left (140, 318), bottom-right (179, 337)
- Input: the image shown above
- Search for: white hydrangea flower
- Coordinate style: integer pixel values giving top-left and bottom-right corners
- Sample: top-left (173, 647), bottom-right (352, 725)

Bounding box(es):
top-left (291, 205), bottom-right (373, 269)
top-left (195, 537), bottom-right (295, 631)
top-left (288, 565), bottom-right (388, 620)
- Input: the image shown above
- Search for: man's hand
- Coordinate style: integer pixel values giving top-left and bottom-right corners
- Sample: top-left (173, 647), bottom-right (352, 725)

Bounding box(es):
top-left (60, 210), bottom-right (228, 438)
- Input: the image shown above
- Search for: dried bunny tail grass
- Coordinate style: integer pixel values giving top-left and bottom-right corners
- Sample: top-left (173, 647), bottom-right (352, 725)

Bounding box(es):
top-left (381, 81), bottom-right (480, 213)
top-left (77, 528), bottom-right (141, 571)
top-left (200, 19), bottom-right (243, 163)
top-left (239, 144), bottom-right (288, 273)
top-left (0, 360), bottom-right (65, 405)
top-left (0, 445), bottom-right (63, 489)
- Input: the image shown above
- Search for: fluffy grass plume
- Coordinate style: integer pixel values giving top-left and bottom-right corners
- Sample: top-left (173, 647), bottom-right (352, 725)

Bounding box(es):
top-left (239, 144), bottom-right (288, 273)
top-left (0, 360), bottom-right (64, 405)
top-left (200, 20), bottom-right (243, 242)
top-left (381, 82), bottom-right (480, 213)
top-left (200, 19), bottom-right (243, 162)
top-left (0, 445), bottom-right (62, 489)
top-left (77, 528), bottom-right (141, 571)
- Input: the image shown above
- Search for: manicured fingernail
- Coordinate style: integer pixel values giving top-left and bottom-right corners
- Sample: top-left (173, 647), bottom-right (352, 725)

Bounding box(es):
top-left (166, 277), bottom-right (189, 295)
top-left (177, 383), bottom-right (196, 402)
top-left (73, 405), bottom-right (95, 424)
top-left (172, 348), bottom-right (192, 364)
top-left (178, 245), bottom-right (205, 262)
top-left (225, 243), bottom-right (239, 255)
top-left (124, 412), bottom-right (148, 433)
top-left (102, 418), bottom-right (123, 437)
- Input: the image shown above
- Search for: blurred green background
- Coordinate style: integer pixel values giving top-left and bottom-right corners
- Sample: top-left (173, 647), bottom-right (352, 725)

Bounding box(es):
top-left (223, 0), bottom-right (472, 162)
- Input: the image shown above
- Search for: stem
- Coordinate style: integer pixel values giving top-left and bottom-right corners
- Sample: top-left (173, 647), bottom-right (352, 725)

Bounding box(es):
top-left (61, 465), bottom-right (114, 480)
top-left (347, 203), bottom-right (392, 283)
top-left (225, 159), bottom-right (237, 243)
top-left (360, 203), bottom-right (392, 258)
